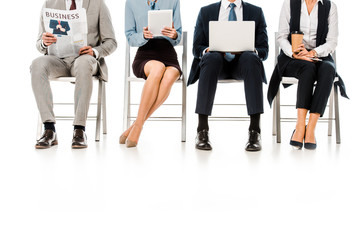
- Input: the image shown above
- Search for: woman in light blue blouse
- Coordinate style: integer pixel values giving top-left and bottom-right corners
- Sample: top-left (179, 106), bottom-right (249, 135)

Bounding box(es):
top-left (121, 0), bottom-right (182, 147)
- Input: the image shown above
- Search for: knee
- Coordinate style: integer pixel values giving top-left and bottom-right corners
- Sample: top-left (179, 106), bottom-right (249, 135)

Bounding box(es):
top-left (240, 51), bottom-right (261, 69)
top-left (319, 61), bottom-right (336, 77)
top-left (148, 62), bottom-right (166, 79)
top-left (73, 55), bottom-right (97, 75)
top-left (30, 56), bottom-right (50, 74)
top-left (300, 61), bottom-right (316, 76)
top-left (201, 52), bottom-right (223, 67)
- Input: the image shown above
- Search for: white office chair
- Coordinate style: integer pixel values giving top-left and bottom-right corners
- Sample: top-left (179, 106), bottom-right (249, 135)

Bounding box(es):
top-left (36, 76), bottom-right (107, 142)
top-left (123, 32), bottom-right (187, 142)
top-left (272, 33), bottom-right (341, 144)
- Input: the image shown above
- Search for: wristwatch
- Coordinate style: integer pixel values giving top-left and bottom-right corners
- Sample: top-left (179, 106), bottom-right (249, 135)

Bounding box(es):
top-left (312, 50), bottom-right (318, 58)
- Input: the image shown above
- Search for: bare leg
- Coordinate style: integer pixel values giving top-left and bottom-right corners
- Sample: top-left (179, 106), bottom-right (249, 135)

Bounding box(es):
top-left (292, 108), bottom-right (308, 142)
top-left (305, 113), bottom-right (320, 144)
top-left (121, 67), bottom-right (180, 142)
top-left (126, 61), bottom-right (166, 146)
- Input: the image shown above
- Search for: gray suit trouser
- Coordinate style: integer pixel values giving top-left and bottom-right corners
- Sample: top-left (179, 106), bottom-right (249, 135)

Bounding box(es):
top-left (31, 54), bottom-right (98, 127)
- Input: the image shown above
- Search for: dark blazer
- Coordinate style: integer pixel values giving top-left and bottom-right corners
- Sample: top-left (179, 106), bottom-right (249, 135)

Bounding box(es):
top-left (188, 1), bottom-right (269, 86)
top-left (49, 20), bottom-right (70, 35)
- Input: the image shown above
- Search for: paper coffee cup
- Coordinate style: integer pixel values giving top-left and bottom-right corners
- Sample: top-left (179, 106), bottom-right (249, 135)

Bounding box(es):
top-left (291, 31), bottom-right (304, 53)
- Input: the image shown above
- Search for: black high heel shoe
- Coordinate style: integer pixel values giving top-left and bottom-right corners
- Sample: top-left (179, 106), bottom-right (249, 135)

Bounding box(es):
top-left (290, 129), bottom-right (303, 149)
top-left (304, 126), bottom-right (317, 150)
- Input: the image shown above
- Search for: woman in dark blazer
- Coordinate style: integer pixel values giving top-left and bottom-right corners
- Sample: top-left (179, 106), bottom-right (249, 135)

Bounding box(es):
top-left (121, 0), bottom-right (182, 148)
top-left (268, 0), bottom-right (342, 150)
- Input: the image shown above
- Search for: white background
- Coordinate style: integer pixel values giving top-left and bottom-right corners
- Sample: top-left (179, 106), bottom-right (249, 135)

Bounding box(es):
top-left (0, 0), bottom-right (359, 240)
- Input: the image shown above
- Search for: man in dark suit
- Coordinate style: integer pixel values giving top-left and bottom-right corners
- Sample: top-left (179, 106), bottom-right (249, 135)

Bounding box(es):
top-left (49, 20), bottom-right (70, 35)
top-left (188, 0), bottom-right (268, 151)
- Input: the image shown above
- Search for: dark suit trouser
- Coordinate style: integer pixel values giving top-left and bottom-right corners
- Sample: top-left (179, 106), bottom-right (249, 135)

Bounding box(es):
top-left (283, 59), bottom-right (335, 116)
top-left (196, 51), bottom-right (264, 116)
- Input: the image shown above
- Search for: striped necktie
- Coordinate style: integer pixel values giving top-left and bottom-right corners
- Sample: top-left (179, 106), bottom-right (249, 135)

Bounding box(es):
top-left (70, 0), bottom-right (76, 10)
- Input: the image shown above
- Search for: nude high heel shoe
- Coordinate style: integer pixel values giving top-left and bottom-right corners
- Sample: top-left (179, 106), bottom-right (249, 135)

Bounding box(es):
top-left (125, 139), bottom-right (137, 148)
top-left (125, 125), bottom-right (142, 148)
top-left (119, 135), bottom-right (127, 144)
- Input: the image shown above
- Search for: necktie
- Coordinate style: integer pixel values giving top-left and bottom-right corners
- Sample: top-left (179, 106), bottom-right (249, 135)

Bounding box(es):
top-left (225, 3), bottom-right (237, 62)
top-left (228, 3), bottom-right (237, 21)
top-left (70, 0), bottom-right (76, 10)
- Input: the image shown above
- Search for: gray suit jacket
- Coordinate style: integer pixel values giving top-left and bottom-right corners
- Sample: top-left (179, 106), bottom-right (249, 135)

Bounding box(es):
top-left (36, 0), bottom-right (117, 81)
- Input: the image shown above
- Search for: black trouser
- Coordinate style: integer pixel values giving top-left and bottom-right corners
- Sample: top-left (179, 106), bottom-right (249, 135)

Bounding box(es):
top-left (195, 51), bottom-right (264, 116)
top-left (283, 59), bottom-right (335, 116)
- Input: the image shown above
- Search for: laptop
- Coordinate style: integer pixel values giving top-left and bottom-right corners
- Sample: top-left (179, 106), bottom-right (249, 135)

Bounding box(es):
top-left (209, 21), bottom-right (255, 52)
top-left (148, 10), bottom-right (173, 37)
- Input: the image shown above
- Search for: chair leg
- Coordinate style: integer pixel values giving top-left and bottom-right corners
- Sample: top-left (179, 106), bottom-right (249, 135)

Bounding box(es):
top-left (276, 89), bottom-right (281, 143)
top-left (37, 114), bottom-right (43, 140)
top-left (95, 80), bottom-right (103, 142)
top-left (102, 83), bottom-right (107, 135)
top-left (272, 96), bottom-right (277, 136)
top-left (181, 79), bottom-right (187, 142)
top-left (328, 84), bottom-right (335, 136)
top-left (334, 85), bottom-right (341, 144)
top-left (123, 79), bottom-right (131, 131)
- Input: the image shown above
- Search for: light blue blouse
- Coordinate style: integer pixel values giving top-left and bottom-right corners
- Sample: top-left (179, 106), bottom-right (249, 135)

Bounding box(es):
top-left (125, 0), bottom-right (182, 47)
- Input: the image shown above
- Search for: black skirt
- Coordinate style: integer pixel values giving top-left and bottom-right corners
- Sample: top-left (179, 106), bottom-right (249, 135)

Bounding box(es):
top-left (132, 39), bottom-right (182, 79)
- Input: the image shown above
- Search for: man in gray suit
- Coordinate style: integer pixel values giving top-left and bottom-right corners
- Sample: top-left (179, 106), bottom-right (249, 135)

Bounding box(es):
top-left (31, 0), bottom-right (117, 149)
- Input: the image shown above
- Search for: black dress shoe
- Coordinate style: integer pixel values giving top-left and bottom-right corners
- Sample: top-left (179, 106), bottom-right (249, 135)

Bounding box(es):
top-left (245, 130), bottom-right (262, 152)
top-left (35, 129), bottom-right (58, 149)
top-left (195, 129), bottom-right (212, 151)
top-left (72, 129), bottom-right (87, 149)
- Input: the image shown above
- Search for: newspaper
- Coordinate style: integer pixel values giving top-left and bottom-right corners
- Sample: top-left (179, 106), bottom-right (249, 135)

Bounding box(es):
top-left (43, 8), bottom-right (88, 58)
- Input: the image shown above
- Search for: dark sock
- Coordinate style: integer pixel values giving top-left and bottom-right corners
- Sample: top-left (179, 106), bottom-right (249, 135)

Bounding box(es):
top-left (249, 114), bottom-right (261, 133)
top-left (44, 122), bottom-right (56, 132)
top-left (74, 125), bottom-right (85, 132)
top-left (197, 114), bottom-right (209, 132)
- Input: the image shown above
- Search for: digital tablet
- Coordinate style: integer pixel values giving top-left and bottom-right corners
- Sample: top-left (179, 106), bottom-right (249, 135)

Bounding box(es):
top-left (148, 10), bottom-right (173, 37)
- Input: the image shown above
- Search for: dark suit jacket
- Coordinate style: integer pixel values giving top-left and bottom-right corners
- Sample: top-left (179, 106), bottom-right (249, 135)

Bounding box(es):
top-left (49, 20), bottom-right (70, 35)
top-left (188, 1), bottom-right (269, 86)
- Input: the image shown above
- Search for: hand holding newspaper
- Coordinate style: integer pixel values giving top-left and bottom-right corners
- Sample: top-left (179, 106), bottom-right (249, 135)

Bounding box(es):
top-left (43, 8), bottom-right (88, 58)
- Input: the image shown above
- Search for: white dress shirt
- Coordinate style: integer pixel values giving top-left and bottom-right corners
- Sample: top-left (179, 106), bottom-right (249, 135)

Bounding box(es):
top-left (219, 0), bottom-right (243, 21)
top-left (277, 0), bottom-right (338, 58)
top-left (42, 0), bottom-right (99, 59)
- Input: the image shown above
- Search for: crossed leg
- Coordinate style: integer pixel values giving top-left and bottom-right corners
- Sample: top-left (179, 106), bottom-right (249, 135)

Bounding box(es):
top-left (123, 61), bottom-right (180, 146)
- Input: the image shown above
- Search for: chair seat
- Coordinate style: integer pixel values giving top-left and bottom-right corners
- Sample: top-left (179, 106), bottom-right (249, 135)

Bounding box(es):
top-left (49, 76), bottom-right (99, 83)
top-left (218, 79), bottom-right (243, 83)
top-left (281, 76), bottom-right (339, 85)
top-left (127, 76), bottom-right (184, 83)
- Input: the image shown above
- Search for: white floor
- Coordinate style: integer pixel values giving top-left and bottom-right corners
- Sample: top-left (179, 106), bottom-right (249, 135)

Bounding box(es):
top-left (1, 113), bottom-right (359, 239)
top-left (1, 0), bottom-right (360, 237)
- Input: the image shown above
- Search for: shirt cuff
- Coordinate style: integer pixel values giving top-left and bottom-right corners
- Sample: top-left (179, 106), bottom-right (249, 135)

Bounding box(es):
top-left (41, 40), bottom-right (48, 49)
top-left (93, 48), bottom-right (99, 59)
top-left (313, 46), bottom-right (326, 58)
top-left (202, 47), bottom-right (209, 58)
top-left (283, 44), bottom-right (293, 58)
